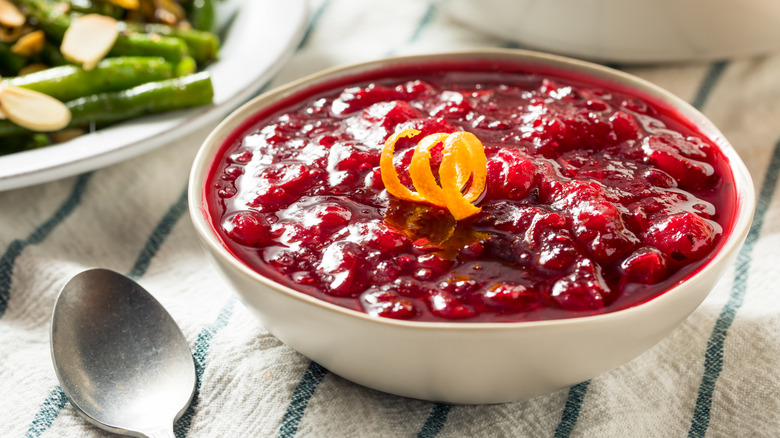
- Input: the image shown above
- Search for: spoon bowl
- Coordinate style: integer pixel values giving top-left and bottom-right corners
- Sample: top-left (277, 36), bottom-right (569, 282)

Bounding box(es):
top-left (50, 268), bottom-right (195, 437)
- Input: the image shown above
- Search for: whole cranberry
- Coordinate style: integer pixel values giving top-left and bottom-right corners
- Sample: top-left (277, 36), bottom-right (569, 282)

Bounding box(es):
top-left (426, 290), bottom-right (476, 320)
top-left (417, 253), bottom-right (453, 277)
top-left (391, 278), bottom-right (428, 298)
top-left (438, 276), bottom-right (480, 296)
top-left (571, 200), bottom-right (639, 263)
top-left (645, 212), bottom-right (717, 262)
top-left (303, 204), bottom-right (352, 230)
top-left (550, 259), bottom-right (609, 311)
top-left (482, 282), bottom-right (539, 312)
top-left (621, 247), bottom-right (667, 284)
top-left (486, 149), bottom-right (537, 200)
top-left (317, 241), bottom-right (368, 296)
top-left (641, 135), bottom-right (716, 189)
top-left (221, 211), bottom-right (271, 247)
top-left (360, 289), bottom-right (416, 320)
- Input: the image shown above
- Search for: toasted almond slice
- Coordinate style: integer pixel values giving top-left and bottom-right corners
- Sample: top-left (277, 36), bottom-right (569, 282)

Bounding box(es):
top-left (107, 0), bottom-right (139, 9)
top-left (53, 2), bottom-right (71, 15)
top-left (154, 0), bottom-right (186, 25)
top-left (61, 14), bottom-right (118, 71)
top-left (0, 106), bottom-right (7, 120)
top-left (11, 29), bottom-right (45, 57)
top-left (0, 86), bottom-right (71, 132)
top-left (18, 62), bottom-right (48, 76)
top-left (0, 0), bottom-right (25, 28)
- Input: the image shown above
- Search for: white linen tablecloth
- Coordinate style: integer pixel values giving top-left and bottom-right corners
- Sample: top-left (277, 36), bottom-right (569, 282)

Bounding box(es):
top-left (2, 0), bottom-right (780, 436)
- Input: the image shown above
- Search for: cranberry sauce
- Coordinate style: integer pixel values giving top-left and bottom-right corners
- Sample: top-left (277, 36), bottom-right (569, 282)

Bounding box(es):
top-left (206, 65), bottom-right (736, 323)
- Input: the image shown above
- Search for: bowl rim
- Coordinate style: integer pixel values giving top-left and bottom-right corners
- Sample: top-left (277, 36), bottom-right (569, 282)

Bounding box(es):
top-left (188, 48), bottom-right (756, 331)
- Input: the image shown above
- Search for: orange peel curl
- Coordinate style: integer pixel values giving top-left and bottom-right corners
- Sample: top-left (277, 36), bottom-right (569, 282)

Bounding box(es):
top-left (380, 129), bottom-right (487, 220)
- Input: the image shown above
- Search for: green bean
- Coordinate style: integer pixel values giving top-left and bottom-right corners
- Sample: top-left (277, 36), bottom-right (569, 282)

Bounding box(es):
top-left (1, 137), bottom-right (29, 155)
top-left (67, 0), bottom-right (124, 19)
top-left (0, 42), bottom-right (28, 76)
top-left (4, 57), bottom-right (175, 101)
top-left (67, 71), bottom-right (214, 128)
top-left (0, 72), bottom-right (214, 137)
top-left (11, 0), bottom-right (71, 40)
top-left (0, 134), bottom-right (50, 155)
top-left (12, 0), bottom-right (189, 62)
top-left (175, 55), bottom-right (197, 76)
top-left (124, 22), bottom-right (219, 65)
top-left (35, 41), bottom-right (70, 67)
top-left (188, 0), bottom-right (216, 33)
top-left (109, 32), bottom-right (188, 63)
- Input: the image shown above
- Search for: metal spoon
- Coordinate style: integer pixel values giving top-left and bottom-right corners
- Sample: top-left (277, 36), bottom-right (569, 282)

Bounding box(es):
top-left (50, 268), bottom-right (196, 438)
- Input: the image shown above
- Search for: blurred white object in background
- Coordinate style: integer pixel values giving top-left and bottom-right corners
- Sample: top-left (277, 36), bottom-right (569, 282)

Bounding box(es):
top-left (443, 0), bottom-right (780, 63)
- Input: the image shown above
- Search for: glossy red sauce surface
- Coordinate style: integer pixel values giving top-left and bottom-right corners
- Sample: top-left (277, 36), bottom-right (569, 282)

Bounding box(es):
top-left (206, 62), bottom-right (737, 322)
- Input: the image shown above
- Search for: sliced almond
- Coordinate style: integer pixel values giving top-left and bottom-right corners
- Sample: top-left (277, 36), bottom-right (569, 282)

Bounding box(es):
top-left (0, 106), bottom-right (7, 120)
top-left (10, 29), bottom-right (45, 57)
top-left (60, 14), bottom-right (118, 71)
top-left (153, 0), bottom-right (184, 26)
top-left (0, 86), bottom-right (71, 132)
top-left (18, 62), bottom-right (48, 76)
top-left (53, 1), bottom-right (71, 15)
top-left (106, 0), bottom-right (139, 10)
top-left (0, 0), bottom-right (25, 28)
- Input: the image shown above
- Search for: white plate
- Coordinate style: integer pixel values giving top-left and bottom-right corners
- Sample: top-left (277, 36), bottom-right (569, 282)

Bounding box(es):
top-left (0, 0), bottom-right (307, 191)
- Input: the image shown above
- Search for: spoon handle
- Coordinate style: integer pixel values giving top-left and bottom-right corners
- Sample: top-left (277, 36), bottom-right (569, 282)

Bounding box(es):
top-left (144, 428), bottom-right (176, 438)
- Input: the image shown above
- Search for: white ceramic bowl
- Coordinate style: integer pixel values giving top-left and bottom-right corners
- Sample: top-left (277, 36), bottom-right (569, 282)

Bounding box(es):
top-left (443, 0), bottom-right (780, 63)
top-left (188, 49), bottom-right (755, 404)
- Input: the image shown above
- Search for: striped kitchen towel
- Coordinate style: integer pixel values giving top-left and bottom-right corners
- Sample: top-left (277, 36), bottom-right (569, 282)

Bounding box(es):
top-left (2, 0), bottom-right (780, 436)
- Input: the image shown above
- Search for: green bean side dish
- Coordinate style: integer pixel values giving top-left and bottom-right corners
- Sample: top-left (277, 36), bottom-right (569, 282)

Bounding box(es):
top-left (0, 0), bottom-right (220, 154)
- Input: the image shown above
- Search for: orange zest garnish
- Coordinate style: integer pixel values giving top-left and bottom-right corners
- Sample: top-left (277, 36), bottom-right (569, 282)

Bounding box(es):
top-left (380, 129), bottom-right (487, 220)
top-left (380, 128), bottom-right (426, 203)
top-left (408, 132), bottom-right (449, 207)
top-left (441, 131), bottom-right (487, 220)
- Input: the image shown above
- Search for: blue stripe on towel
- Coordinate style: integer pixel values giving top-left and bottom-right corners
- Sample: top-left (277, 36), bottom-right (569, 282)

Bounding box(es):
top-left (688, 138), bottom-right (780, 437)
top-left (691, 61), bottom-right (728, 111)
top-left (550, 61), bottom-right (731, 435)
top-left (554, 381), bottom-right (591, 438)
top-left (418, 403), bottom-right (451, 438)
top-left (277, 362), bottom-right (329, 438)
top-left (128, 187), bottom-right (189, 280)
top-left (24, 387), bottom-right (68, 438)
top-left (0, 173), bottom-right (92, 318)
top-left (23, 183), bottom-right (192, 436)
top-left (297, 0), bottom-right (332, 49)
top-left (409, 4), bottom-right (436, 43)
top-left (385, 3), bottom-right (436, 57)
top-left (175, 297), bottom-right (237, 437)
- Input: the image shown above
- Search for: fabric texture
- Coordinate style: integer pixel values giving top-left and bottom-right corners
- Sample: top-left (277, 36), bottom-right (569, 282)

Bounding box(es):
top-left (3, 0), bottom-right (780, 436)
